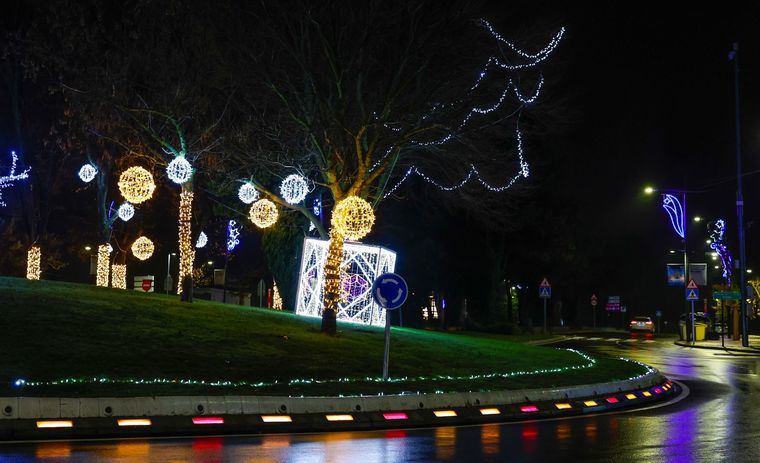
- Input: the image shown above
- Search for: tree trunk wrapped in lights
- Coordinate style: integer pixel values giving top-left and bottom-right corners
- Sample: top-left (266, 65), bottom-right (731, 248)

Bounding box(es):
top-left (96, 244), bottom-right (111, 287)
top-left (177, 189), bottom-right (195, 298)
top-left (321, 229), bottom-right (344, 335)
top-left (111, 264), bottom-right (127, 289)
top-left (26, 246), bottom-right (41, 280)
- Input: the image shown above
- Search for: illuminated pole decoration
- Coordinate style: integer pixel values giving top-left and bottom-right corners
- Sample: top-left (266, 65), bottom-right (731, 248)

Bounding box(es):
top-left (111, 264), bottom-right (127, 289)
top-left (226, 220), bottom-right (241, 252)
top-left (708, 219), bottom-right (733, 285)
top-left (26, 246), bottom-right (41, 280)
top-left (661, 194), bottom-right (685, 239)
top-left (0, 151), bottom-right (31, 207)
top-left (78, 163), bottom-right (98, 183)
top-left (96, 244), bottom-right (112, 287)
top-left (177, 190), bottom-right (195, 295)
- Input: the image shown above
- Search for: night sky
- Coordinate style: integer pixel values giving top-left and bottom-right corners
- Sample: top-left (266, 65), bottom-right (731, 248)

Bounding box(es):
top-left (2, 2), bottom-right (760, 327)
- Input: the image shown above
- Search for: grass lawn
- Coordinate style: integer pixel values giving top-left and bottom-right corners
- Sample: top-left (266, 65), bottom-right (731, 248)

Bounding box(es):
top-left (0, 277), bottom-right (649, 397)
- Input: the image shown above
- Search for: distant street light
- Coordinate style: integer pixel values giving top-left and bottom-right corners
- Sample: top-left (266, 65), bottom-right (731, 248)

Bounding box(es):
top-left (207, 260), bottom-right (214, 265)
top-left (644, 186), bottom-right (656, 195)
top-left (706, 239), bottom-right (712, 244)
top-left (748, 269), bottom-right (753, 274)
top-left (84, 246), bottom-right (92, 251)
top-left (693, 216), bottom-right (702, 223)
top-left (669, 250), bottom-right (676, 254)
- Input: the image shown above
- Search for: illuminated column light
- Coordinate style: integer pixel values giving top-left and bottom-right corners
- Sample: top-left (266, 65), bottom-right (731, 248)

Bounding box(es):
top-left (249, 198), bottom-right (278, 229)
top-left (272, 283), bottom-right (283, 310)
top-left (118, 166), bottom-right (155, 204)
top-left (166, 155), bottom-right (193, 184)
top-left (26, 246), bottom-right (41, 280)
top-left (111, 264), bottom-right (127, 289)
top-left (96, 244), bottom-right (112, 287)
top-left (280, 174), bottom-right (309, 204)
top-left (322, 229), bottom-right (345, 316)
top-left (177, 190), bottom-right (195, 294)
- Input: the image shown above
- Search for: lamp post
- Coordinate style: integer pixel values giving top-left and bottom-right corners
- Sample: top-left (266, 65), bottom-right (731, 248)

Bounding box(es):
top-left (165, 252), bottom-right (176, 295)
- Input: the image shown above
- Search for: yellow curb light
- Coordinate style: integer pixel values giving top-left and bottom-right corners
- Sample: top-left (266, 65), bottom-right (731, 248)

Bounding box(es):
top-left (36, 420), bottom-right (73, 429)
top-left (554, 403), bottom-right (572, 410)
top-left (433, 410), bottom-right (457, 418)
top-left (117, 419), bottom-right (151, 427)
top-left (261, 415), bottom-right (292, 423)
top-left (583, 400), bottom-right (598, 407)
top-left (626, 394), bottom-right (637, 400)
top-left (325, 414), bottom-right (354, 422)
top-left (642, 391), bottom-right (652, 397)
top-left (479, 408), bottom-right (500, 415)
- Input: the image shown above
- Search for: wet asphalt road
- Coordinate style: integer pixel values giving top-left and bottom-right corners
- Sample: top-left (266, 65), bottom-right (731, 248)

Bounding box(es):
top-left (1, 334), bottom-right (759, 462)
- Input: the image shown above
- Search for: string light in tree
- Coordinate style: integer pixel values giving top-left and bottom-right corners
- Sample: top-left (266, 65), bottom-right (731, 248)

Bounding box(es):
top-left (249, 198), bottom-right (278, 229)
top-left (96, 244), bottom-right (112, 287)
top-left (331, 196), bottom-right (375, 241)
top-left (177, 191), bottom-right (195, 293)
top-left (111, 264), bottom-right (127, 289)
top-left (118, 166), bottom-right (155, 204)
top-left (238, 182), bottom-right (259, 204)
top-left (0, 151), bottom-right (31, 207)
top-left (272, 283), bottom-right (283, 310)
top-left (195, 231), bottom-right (208, 249)
top-left (26, 246), bottom-right (41, 280)
top-left (323, 229), bottom-right (346, 315)
top-left (280, 174), bottom-right (309, 204)
top-left (117, 202), bottom-right (135, 222)
top-left (78, 163), bottom-right (98, 183)
top-left (166, 155), bottom-right (193, 185)
top-left (131, 236), bottom-right (155, 261)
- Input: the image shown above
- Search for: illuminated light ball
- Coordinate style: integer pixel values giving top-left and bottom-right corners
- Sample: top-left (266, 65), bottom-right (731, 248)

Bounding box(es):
top-left (238, 182), bottom-right (259, 204)
top-left (117, 202), bottom-right (135, 222)
top-left (331, 196), bottom-right (375, 241)
top-left (166, 155), bottom-right (193, 184)
top-left (118, 166), bottom-right (156, 204)
top-left (279, 174), bottom-right (309, 205)
top-left (78, 163), bottom-right (98, 183)
top-left (249, 198), bottom-right (278, 229)
top-left (131, 236), bottom-right (155, 261)
top-left (195, 231), bottom-right (208, 249)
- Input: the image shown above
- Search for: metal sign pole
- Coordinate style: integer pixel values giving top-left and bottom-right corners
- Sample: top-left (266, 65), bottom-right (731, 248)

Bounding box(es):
top-left (691, 300), bottom-right (696, 343)
top-left (543, 298), bottom-right (547, 335)
top-left (383, 313), bottom-right (391, 380)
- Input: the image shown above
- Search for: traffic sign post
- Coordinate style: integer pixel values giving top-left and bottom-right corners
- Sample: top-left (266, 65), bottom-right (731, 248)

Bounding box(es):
top-left (590, 294), bottom-right (598, 329)
top-left (372, 273), bottom-right (409, 380)
top-left (686, 279), bottom-right (699, 343)
top-left (655, 309), bottom-right (662, 334)
top-left (539, 278), bottom-right (551, 334)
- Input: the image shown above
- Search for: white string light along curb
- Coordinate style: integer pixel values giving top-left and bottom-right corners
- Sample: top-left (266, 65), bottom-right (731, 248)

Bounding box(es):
top-left (331, 196), bottom-right (375, 241)
top-left (118, 166), bottom-right (156, 204)
top-left (166, 155), bottom-right (193, 185)
top-left (280, 174), bottom-right (309, 205)
top-left (249, 198), bottom-right (278, 229)
top-left (117, 202), bottom-right (135, 222)
top-left (131, 236), bottom-right (155, 261)
top-left (238, 182), bottom-right (259, 204)
top-left (195, 231), bottom-right (208, 249)
top-left (78, 164), bottom-right (98, 183)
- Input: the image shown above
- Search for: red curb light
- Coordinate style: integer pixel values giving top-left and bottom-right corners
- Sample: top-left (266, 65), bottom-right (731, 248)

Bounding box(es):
top-left (192, 417), bottom-right (224, 425)
top-left (654, 387), bottom-right (663, 394)
top-left (605, 397), bottom-right (619, 404)
top-left (383, 412), bottom-right (408, 420)
top-left (520, 405), bottom-right (539, 413)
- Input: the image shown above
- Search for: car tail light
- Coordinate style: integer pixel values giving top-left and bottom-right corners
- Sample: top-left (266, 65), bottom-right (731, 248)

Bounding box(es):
top-left (645, 321), bottom-right (653, 325)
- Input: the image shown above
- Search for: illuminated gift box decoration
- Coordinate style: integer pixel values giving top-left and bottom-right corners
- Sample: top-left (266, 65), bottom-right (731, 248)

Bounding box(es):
top-left (295, 237), bottom-right (396, 326)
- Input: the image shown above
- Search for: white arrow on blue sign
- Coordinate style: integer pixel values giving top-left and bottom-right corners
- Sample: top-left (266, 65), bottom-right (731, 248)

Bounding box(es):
top-left (372, 273), bottom-right (409, 310)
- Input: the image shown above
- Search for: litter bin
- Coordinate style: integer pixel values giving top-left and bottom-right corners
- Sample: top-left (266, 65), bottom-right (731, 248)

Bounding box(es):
top-left (679, 321), bottom-right (687, 341)
top-left (694, 323), bottom-right (707, 341)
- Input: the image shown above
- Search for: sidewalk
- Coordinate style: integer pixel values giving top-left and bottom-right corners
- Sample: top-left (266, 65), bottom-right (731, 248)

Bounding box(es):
top-left (674, 335), bottom-right (760, 353)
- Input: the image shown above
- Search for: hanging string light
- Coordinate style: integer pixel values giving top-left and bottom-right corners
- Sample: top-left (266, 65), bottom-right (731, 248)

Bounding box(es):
top-left (131, 236), bottom-right (155, 261)
top-left (238, 182), bottom-right (259, 204)
top-left (118, 167), bottom-right (155, 204)
top-left (26, 246), bottom-right (41, 280)
top-left (177, 191), bottom-right (195, 294)
top-left (117, 202), bottom-right (135, 222)
top-left (166, 155), bottom-right (193, 185)
top-left (195, 231), bottom-right (208, 249)
top-left (280, 174), bottom-right (309, 205)
top-left (78, 163), bottom-right (98, 183)
top-left (323, 229), bottom-right (345, 315)
top-left (96, 244), bottom-right (112, 287)
top-left (331, 196), bottom-right (375, 241)
top-left (249, 198), bottom-right (278, 229)
top-left (111, 264), bottom-right (127, 289)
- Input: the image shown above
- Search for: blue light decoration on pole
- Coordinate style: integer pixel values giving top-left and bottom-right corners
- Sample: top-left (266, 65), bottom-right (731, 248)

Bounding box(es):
top-left (226, 220), bottom-right (241, 252)
top-left (662, 193), bottom-right (685, 239)
top-left (708, 219), bottom-right (733, 285)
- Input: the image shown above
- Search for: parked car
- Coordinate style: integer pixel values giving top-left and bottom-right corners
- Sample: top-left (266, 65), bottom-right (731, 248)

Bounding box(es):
top-left (630, 316), bottom-right (655, 334)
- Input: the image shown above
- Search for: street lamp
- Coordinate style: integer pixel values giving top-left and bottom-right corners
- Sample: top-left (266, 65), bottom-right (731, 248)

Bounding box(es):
top-left (644, 186), bottom-right (656, 195)
top-left (693, 216), bottom-right (702, 223)
top-left (165, 252), bottom-right (177, 295)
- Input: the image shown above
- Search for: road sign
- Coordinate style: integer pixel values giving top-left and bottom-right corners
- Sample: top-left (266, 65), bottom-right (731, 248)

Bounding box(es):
top-left (590, 294), bottom-right (598, 306)
top-left (620, 305), bottom-right (627, 313)
top-left (686, 279), bottom-right (699, 289)
top-left (714, 291), bottom-right (741, 300)
top-left (372, 273), bottom-right (409, 310)
top-left (539, 287), bottom-right (551, 299)
top-left (686, 288), bottom-right (699, 301)
top-left (606, 295), bottom-right (620, 312)
top-left (655, 310), bottom-right (662, 317)
top-left (539, 278), bottom-right (551, 288)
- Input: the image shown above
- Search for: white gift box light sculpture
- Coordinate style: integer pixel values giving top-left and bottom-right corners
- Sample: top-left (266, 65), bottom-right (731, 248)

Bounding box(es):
top-left (295, 236), bottom-right (396, 327)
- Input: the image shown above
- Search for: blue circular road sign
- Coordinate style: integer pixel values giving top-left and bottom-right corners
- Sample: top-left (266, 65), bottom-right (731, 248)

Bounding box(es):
top-left (372, 273), bottom-right (408, 310)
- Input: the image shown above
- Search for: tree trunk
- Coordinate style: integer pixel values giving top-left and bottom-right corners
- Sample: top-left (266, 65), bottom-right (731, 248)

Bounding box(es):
top-left (177, 189), bottom-right (195, 298)
top-left (321, 229), bottom-right (344, 334)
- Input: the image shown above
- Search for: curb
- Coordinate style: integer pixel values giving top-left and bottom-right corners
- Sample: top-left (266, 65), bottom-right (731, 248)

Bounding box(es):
top-left (673, 340), bottom-right (760, 354)
top-left (0, 371), bottom-right (675, 441)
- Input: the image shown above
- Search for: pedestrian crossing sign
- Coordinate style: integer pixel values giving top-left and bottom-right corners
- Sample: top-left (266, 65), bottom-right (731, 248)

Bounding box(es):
top-left (686, 288), bottom-right (699, 301)
top-left (539, 286), bottom-right (551, 299)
